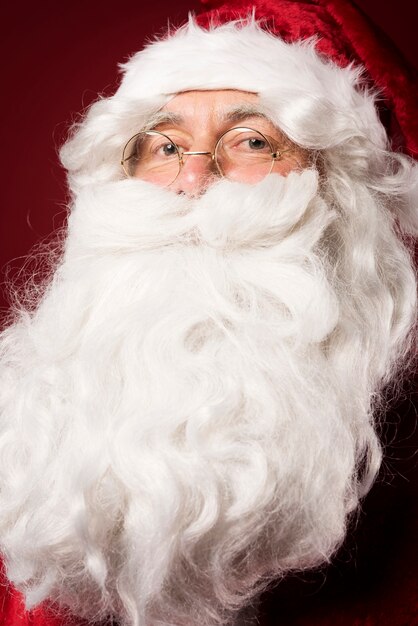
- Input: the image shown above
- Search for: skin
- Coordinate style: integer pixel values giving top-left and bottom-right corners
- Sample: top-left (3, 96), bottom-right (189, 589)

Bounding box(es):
top-left (134, 90), bottom-right (310, 197)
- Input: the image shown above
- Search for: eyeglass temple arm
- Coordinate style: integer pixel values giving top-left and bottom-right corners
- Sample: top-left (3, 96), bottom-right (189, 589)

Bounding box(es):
top-left (272, 148), bottom-right (292, 160)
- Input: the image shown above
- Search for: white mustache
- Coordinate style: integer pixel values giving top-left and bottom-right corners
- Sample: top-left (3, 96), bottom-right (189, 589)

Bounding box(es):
top-left (66, 169), bottom-right (333, 256)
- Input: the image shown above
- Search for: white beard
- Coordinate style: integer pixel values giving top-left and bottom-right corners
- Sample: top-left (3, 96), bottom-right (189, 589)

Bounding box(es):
top-left (0, 171), bottom-right (393, 625)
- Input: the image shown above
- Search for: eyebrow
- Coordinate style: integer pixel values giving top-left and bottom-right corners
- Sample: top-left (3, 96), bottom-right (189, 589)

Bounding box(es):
top-left (142, 104), bottom-right (272, 131)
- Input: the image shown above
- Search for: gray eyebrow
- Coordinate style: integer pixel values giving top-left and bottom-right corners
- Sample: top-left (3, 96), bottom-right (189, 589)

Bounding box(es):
top-left (219, 104), bottom-right (272, 125)
top-left (142, 103), bottom-right (272, 131)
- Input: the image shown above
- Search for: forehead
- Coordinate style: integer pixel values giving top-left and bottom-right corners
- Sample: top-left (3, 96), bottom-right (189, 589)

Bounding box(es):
top-left (164, 89), bottom-right (259, 109)
top-left (159, 89), bottom-right (266, 127)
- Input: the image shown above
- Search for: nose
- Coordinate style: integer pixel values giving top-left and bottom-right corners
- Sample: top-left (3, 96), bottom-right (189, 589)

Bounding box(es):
top-left (170, 152), bottom-right (218, 197)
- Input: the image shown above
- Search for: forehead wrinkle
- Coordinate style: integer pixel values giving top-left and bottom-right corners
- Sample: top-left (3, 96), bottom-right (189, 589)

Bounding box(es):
top-left (144, 103), bottom-right (273, 132)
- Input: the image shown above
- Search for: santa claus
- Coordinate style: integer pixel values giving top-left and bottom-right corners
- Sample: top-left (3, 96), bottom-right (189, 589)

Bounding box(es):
top-left (0, 1), bottom-right (417, 625)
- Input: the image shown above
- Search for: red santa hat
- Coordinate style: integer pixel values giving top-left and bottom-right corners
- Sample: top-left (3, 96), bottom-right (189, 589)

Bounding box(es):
top-left (196, 0), bottom-right (418, 158)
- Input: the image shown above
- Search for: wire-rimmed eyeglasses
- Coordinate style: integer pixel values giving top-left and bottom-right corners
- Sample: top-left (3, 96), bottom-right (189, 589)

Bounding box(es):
top-left (121, 127), bottom-right (292, 186)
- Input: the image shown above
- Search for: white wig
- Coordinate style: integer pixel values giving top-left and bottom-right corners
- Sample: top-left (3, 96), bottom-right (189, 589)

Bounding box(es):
top-left (61, 17), bottom-right (390, 184)
top-left (0, 16), bottom-right (417, 626)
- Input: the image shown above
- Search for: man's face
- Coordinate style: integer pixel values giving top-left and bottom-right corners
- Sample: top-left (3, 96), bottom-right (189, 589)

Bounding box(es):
top-left (127, 89), bottom-right (310, 195)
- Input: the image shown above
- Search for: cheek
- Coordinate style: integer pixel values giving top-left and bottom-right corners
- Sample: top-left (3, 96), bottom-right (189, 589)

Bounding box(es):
top-left (134, 170), bottom-right (169, 186)
top-left (226, 167), bottom-right (273, 184)
top-left (132, 161), bottom-right (180, 187)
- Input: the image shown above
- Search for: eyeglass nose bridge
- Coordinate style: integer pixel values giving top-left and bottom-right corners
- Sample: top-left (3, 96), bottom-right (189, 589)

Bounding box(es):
top-left (179, 146), bottom-right (289, 168)
top-left (179, 150), bottom-right (215, 164)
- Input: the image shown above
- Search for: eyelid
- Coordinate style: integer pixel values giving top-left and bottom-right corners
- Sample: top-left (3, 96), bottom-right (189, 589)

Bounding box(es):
top-left (154, 132), bottom-right (192, 152)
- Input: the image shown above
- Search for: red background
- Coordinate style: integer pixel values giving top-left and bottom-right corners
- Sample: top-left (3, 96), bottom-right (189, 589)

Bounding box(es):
top-left (0, 2), bottom-right (417, 625)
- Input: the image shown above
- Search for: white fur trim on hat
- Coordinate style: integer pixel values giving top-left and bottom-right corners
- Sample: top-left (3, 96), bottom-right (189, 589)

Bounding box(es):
top-left (60, 16), bottom-right (387, 190)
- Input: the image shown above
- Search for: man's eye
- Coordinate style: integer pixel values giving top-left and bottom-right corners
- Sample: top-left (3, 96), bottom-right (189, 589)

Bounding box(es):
top-left (247, 137), bottom-right (267, 150)
top-left (158, 143), bottom-right (177, 156)
top-left (234, 136), bottom-right (270, 153)
top-left (152, 142), bottom-right (178, 157)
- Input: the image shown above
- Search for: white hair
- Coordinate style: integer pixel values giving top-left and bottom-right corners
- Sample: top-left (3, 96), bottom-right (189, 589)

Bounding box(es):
top-left (0, 17), bottom-right (417, 626)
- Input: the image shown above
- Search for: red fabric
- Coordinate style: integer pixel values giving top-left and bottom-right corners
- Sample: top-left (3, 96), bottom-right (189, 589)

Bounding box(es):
top-left (0, 563), bottom-right (86, 626)
top-left (197, 0), bottom-right (418, 158)
top-left (1, 550), bottom-right (418, 626)
top-left (2, 476), bottom-right (418, 626)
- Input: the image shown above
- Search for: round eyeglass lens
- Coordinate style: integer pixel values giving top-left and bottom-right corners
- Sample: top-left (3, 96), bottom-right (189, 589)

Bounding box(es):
top-left (122, 130), bottom-right (181, 186)
top-left (214, 128), bottom-right (274, 183)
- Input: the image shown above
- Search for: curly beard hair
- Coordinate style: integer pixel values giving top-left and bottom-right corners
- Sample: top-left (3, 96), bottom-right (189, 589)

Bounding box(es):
top-left (0, 168), bottom-right (416, 626)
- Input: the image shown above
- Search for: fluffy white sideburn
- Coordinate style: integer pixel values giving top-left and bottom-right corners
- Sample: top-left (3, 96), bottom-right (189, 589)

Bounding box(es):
top-left (0, 16), bottom-right (417, 626)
